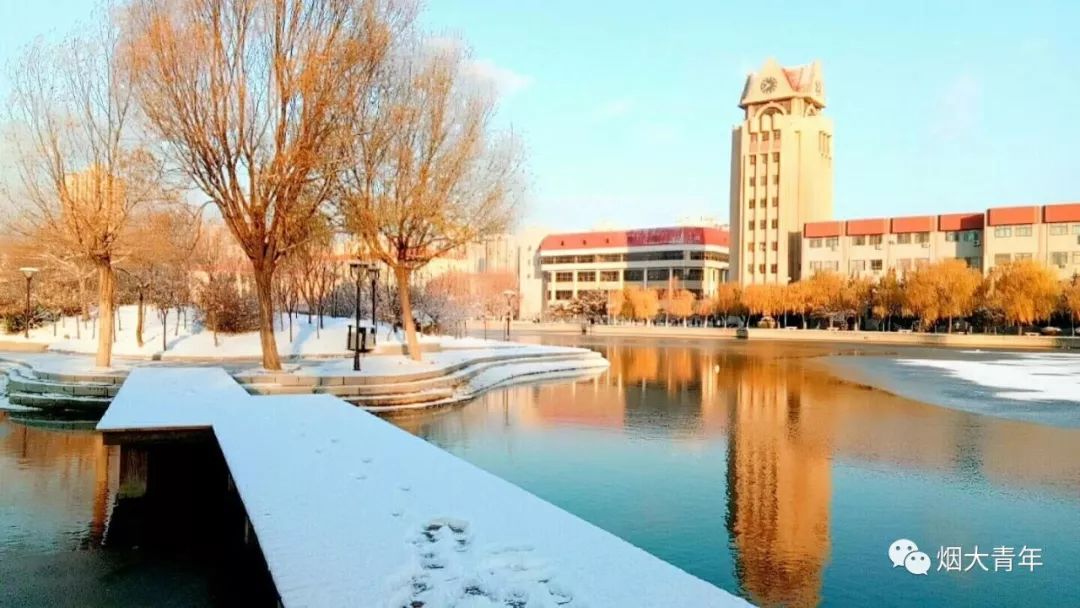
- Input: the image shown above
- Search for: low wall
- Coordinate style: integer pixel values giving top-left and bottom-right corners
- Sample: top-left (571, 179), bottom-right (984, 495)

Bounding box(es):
top-left (511, 322), bottom-right (1080, 350)
top-left (0, 340), bottom-right (49, 353)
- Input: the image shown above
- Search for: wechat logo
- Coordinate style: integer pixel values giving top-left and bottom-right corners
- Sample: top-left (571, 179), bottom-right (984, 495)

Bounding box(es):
top-left (889, 538), bottom-right (931, 575)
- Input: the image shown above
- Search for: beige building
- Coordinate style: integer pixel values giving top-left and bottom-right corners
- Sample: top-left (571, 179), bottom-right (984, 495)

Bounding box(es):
top-left (801, 202), bottom-right (1080, 280)
top-left (537, 226), bottom-right (730, 314)
top-left (730, 59), bottom-right (834, 286)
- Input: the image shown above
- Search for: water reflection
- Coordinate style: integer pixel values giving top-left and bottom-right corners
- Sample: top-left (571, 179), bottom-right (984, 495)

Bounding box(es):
top-left (390, 340), bottom-right (1080, 608)
top-left (0, 413), bottom-right (112, 554)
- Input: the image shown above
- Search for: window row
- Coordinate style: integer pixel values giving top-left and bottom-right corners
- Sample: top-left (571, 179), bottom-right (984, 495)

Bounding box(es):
top-left (746, 263), bottom-right (780, 275)
top-left (748, 153), bottom-right (781, 165)
top-left (746, 196), bottom-right (780, 209)
top-left (746, 219), bottom-right (780, 230)
top-left (748, 175), bottom-right (781, 186)
top-left (993, 225), bottom-right (1033, 238)
top-left (543, 250), bottom-right (717, 265)
top-left (554, 268), bottom-right (708, 283)
top-left (807, 237), bottom-right (841, 248)
top-left (943, 230), bottom-right (981, 243)
top-left (809, 261), bottom-right (840, 272)
top-left (745, 241), bottom-right (780, 252)
top-left (748, 130), bottom-right (781, 143)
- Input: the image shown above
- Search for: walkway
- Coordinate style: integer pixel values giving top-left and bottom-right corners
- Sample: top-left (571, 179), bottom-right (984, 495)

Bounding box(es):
top-left (97, 368), bottom-right (750, 607)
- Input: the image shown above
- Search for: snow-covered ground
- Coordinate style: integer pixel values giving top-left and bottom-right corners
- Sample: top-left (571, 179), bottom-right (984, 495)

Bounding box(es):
top-left (99, 368), bottom-right (749, 607)
top-left (826, 351), bottom-right (1080, 428)
top-left (12, 305), bottom-right (508, 360)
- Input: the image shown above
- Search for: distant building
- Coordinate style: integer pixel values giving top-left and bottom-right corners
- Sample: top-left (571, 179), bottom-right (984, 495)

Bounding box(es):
top-left (801, 202), bottom-right (1080, 279)
top-left (730, 58), bottom-right (834, 286)
top-left (537, 225), bottom-right (730, 314)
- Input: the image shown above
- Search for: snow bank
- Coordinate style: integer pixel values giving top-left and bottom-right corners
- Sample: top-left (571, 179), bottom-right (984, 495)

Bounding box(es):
top-left (99, 369), bottom-right (749, 607)
top-left (895, 353), bottom-right (1080, 403)
top-left (20, 305), bottom-right (494, 360)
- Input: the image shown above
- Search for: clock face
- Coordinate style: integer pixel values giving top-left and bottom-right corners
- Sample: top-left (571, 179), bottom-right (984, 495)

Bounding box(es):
top-left (760, 76), bottom-right (777, 94)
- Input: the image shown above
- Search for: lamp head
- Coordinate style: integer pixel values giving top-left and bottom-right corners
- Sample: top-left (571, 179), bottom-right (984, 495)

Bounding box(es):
top-left (19, 267), bottom-right (39, 279)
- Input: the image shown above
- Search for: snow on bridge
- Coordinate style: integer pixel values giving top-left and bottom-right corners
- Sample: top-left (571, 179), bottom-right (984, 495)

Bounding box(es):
top-left (98, 367), bottom-right (751, 608)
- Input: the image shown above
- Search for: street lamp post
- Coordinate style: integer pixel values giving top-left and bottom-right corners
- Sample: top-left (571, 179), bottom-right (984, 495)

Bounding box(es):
top-left (349, 261), bottom-right (370, 371)
top-left (502, 289), bottom-right (516, 341)
top-left (19, 267), bottom-right (38, 340)
top-left (369, 265), bottom-right (379, 347)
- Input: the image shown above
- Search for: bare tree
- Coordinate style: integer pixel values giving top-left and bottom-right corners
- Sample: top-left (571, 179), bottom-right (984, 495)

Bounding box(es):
top-left (341, 39), bottom-right (524, 360)
top-left (4, 14), bottom-right (167, 367)
top-left (123, 0), bottom-right (411, 370)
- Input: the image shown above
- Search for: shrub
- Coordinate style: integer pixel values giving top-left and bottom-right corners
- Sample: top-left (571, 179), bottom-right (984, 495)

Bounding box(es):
top-left (195, 276), bottom-right (260, 334)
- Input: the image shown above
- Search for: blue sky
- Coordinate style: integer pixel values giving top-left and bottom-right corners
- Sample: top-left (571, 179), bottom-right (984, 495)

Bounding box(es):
top-left (4, 1), bottom-right (1079, 231)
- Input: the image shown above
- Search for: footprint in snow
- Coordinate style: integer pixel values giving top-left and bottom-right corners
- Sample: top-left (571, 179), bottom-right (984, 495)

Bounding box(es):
top-left (395, 519), bottom-right (577, 607)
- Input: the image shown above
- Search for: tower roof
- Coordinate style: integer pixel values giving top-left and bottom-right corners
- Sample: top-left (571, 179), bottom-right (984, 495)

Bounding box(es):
top-left (739, 58), bottom-right (825, 109)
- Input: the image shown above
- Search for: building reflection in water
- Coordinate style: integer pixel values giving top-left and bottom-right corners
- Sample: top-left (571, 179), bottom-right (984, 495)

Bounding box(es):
top-left (0, 415), bottom-right (112, 553)
top-left (391, 340), bottom-right (1080, 608)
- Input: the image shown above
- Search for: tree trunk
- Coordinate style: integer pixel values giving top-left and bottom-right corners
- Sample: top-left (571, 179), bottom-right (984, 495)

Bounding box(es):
top-left (947, 315), bottom-right (953, 334)
top-left (136, 290), bottom-right (145, 348)
top-left (288, 309), bottom-right (294, 343)
top-left (95, 262), bottom-right (115, 368)
top-left (161, 310), bottom-right (168, 352)
top-left (253, 263), bottom-right (283, 370)
top-left (395, 266), bottom-right (422, 361)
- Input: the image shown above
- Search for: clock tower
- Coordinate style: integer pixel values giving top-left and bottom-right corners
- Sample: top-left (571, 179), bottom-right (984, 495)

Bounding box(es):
top-left (729, 59), bottom-right (833, 285)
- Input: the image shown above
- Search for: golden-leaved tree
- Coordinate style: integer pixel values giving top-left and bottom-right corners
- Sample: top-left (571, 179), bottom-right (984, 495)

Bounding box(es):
top-left (871, 269), bottom-right (905, 331)
top-left (6, 16), bottom-right (168, 367)
top-left (712, 282), bottom-right (742, 326)
top-left (124, 0), bottom-right (410, 370)
top-left (340, 38), bottom-right (523, 360)
top-left (1061, 277), bottom-right (1080, 334)
top-left (905, 259), bottom-right (981, 331)
top-left (986, 259), bottom-right (1061, 333)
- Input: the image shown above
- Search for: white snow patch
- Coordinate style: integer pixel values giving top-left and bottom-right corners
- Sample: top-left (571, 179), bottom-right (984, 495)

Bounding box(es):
top-left (895, 353), bottom-right (1080, 402)
top-left (98, 368), bottom-right (748, 607)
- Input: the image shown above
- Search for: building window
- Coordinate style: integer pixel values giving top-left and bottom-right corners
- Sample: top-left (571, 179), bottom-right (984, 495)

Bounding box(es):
top-left (761, 131), bottom-right (770, 141)
top-left (810, 261), bottom-right (823, 271)
top-left (994, 253), bottom-right (1011, 265)
top-left (1073, 224), bottom-right (1080, 235)
top-left (771, 241), bottom-right (778, 251)
top-left (746, 242), bottom-right (754, 251)
top-left (750, 133), bottom-right (758, 143)
top-left (686, 269), bottom-right (703, 281)
top-left (747, 220), bottom-right (754, 230)
top-left (966, 257), bottom-right (982, 269)
top-left (746, 264), bottom-right (753, 274)
top-left (672, 268), bottom-right (686, 280)
top-left (758, 176), bottom-right (767, 185)
top-left (623, 269), bottom-right (644, 281)
top-left (825, 237), bottom-right (839, 248)
top-left (945, 231), bottom-right (958, 242)
top-left (647, 268), bottom-right (669, 281)
top-left (869, 235), bottom-right (883, 245)
top-left (1050, 224), bottom-right (1068, 236)
top-left (1051, 252), bottom-right (1068, 266)
top-left (555, 290), bottom-right (572, 301)
top-left (759, 242), bottom-right (766, 251)
top-left (1073, 252), bottom-right (1080, 264)
top-left (899, 259), bottom-right (912, 271)
top-left (772, 152), bottom-right (780, 162)
top-left (897, 233), bottom-right (912, 244)
top-left (994, 226), bottom-right (1012, 238)
top-left (748, 177), bottom-right (755, 186)
top-left (758, 264), bottom-right (766, 274)
top-left (770, 264), bottom-right (778, 274)
top-left (600, 271), bottom-right (619, 282)
top-left (1015, 225), bottom-right (1033, 237)
top-left (555, 272), bottom-right (573, 282)
top-left (914, 232), bottom-right (930, 244)
top-left (770, 219), bottom-right (778, 229)
top-left (772, 197), bottom-right (779, 207)
top-left (962, 230), bottom-right (980, 243)
top-left (772, 130), bottom-right (780, 141)
top-left (850, 260), bottom-right (866, 272)
top-left (577, 271), bottom-right (596, 282)
top-left (598, 254), bottom-right (624, 262)
top-left (771, 175), bottom-right (779, 184)
top-left (749, 155), bottom-right (756, 165)
top-left (759, 220), bottom-right (766, 229)
top-left (1015, 252), bottom-right (1032, 260)
top-left (871, 259), bottom-right (883, 271)
top-left (809, 238), bottom-right (822, 248)
top-left (852, 235), bottom-right (866, 246)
